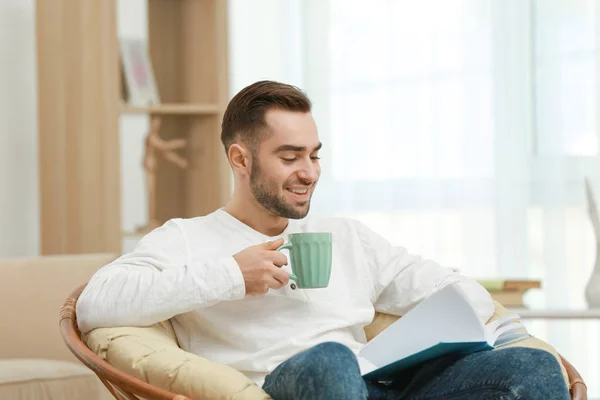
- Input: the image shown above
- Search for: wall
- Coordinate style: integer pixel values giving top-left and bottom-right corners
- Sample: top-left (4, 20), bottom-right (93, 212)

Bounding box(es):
top-left (228, 0), bottom-right (304, 94)
top-left (0, 0), bottom-right (39, 257)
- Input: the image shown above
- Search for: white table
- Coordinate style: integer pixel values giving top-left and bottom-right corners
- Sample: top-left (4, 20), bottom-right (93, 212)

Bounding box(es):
top-left (509, 308), bottom-right (600, 319)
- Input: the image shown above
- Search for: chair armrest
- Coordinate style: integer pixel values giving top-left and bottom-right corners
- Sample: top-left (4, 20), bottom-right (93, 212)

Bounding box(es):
top-left (490, 301), bottom-right (570, 387)
top-left (560, 355), bottom-right (587, 400)
top-left (84, 322), bottom-right (270, 400)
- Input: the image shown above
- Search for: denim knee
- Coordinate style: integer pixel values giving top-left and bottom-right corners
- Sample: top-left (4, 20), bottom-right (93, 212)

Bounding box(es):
top-left (262, 341), bottom-right (368, 400)
top-left (310, 342), bottom-right (357, 363)
top-left (493, 347), bottom-right (568, 398)
top-left (301, 342), bottom-right (366, 397)
top-left (294, 342), bottom-right (359, 377)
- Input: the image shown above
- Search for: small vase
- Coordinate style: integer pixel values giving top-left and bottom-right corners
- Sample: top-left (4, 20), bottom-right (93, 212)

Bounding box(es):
top-left (584, 177), bottom-right (600, 308)
top-left (585, 256), bottom-right (600, 308)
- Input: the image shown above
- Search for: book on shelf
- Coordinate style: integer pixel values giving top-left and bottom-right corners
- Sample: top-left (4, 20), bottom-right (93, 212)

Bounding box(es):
top-left (476, 279), bottom-right (542, 308)
top-left (358, 283), bottom-right (529, 381)
top-left (477, 279), bottom-right (541, 292)
top-left (488, 291), bottom-right (527, 307)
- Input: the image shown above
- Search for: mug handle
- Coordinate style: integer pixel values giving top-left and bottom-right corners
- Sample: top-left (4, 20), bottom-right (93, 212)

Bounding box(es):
top-left (276, 242), bottom-right (297, 281)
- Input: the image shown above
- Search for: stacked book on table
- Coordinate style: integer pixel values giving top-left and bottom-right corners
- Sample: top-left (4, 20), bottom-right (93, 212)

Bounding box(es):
top-left (476, 279), bottom-right (541, 308)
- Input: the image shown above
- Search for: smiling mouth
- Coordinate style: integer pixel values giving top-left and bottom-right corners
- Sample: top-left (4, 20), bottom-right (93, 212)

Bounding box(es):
top-left (286, 187), bottom-right (312, 201)
top-left (287, 188), bottom-right (309, 195)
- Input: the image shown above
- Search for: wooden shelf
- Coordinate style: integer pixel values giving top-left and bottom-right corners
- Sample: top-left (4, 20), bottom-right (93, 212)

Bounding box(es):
top-left (36, 0), bottom-right (231, 255)
top-left (121, 103), bottom-right (221, 115)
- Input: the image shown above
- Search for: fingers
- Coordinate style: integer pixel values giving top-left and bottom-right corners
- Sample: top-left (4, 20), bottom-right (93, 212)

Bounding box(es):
top-left (250, 283), bottom-right (269, 295)
top-left (243, 239), bottom-right (292, 294)
top-left (271, 266), bottom-right (290, 287)
top-left (253, 275), bottom-right (287, 294)
top-left (260, 239), bottom-right (288, 266)
top-left (267, 274), bottom-right (288, 290)
top-left (269, 250), bottom-right (288, 267)
top-left (260, 238), bottom-right (285, 250)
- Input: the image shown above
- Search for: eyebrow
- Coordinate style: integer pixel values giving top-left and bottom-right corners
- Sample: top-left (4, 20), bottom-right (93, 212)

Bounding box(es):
top-left (273, 142), bottom-right (323, 153)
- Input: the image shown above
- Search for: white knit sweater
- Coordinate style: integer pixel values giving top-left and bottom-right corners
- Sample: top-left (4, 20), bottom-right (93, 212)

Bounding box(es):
top-left (76, 209), bottom-right (494, 383)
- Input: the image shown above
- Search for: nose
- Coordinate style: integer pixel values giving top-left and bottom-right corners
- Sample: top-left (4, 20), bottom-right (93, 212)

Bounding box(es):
top-left (297, 159), bottom-right (320, 183)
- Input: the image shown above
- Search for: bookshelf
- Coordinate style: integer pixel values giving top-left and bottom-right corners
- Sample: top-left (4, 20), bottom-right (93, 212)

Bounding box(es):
top-left (36, 0), bottom-right (231, 255)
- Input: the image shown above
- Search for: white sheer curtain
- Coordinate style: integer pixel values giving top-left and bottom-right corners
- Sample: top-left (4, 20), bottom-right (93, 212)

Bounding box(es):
top-left (229, 0), bottom-right (599, 392)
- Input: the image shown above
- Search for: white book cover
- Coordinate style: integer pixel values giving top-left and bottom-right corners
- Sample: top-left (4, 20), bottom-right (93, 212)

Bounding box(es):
top-left (359, 283), bottom-right (530, 381)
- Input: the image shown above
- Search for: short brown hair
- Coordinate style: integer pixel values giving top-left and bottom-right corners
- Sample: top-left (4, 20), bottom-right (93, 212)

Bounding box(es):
top-left (221, 80), bottom-right (312, 154)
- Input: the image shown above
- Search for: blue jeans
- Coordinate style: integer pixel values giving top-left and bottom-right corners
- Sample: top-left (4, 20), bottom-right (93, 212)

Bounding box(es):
top-left (262, 342), bottom-right (570, 399)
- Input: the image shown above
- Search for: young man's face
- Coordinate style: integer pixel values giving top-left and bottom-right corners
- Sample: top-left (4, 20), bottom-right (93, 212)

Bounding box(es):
top-left (249, 109), bottom-right (322, 219)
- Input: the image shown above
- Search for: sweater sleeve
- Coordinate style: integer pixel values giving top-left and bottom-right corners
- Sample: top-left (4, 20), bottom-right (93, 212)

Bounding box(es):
top-left (354, 220), bottom-right (494, 324)
top-left (76, 220), bottom-right (246, 333)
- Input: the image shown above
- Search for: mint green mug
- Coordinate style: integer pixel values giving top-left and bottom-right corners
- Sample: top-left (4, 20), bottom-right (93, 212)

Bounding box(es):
top-left (277, 232), bottom-right (333, 289)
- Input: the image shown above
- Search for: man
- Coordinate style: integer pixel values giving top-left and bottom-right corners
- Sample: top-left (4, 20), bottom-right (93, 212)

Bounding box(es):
top-left (77, 81), bottom-right (569, 399)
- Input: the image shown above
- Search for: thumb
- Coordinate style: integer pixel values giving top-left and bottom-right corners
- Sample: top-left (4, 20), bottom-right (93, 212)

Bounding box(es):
top-left (261, 238), bottom-right (285, 250)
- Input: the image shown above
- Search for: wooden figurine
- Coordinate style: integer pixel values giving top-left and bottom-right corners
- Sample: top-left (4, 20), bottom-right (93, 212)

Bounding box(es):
top-left (137, 116), bottom-right (188, 234)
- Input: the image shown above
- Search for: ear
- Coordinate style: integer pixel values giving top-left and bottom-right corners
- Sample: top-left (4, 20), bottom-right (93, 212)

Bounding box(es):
top-left (228, 143), bottom-right (251, 176)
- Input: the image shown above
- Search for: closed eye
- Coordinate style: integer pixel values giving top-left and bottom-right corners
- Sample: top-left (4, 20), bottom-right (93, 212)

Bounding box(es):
top-left (281, 156), bottom-right (320, 163)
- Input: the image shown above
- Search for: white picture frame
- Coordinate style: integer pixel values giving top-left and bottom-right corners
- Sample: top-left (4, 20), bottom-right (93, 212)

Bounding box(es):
top-left (119, 37), bottom-right (161, 106)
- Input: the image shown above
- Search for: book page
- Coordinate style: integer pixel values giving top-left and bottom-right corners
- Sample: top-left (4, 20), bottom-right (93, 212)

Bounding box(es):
top-left (484, 313), bottom-right (528, 347)
top-left (493, 333), bottom-right (532, 348)
top-left (485, 313), bottom-right (520, 332)
top-left (360, 283), bottom-right (486, 368)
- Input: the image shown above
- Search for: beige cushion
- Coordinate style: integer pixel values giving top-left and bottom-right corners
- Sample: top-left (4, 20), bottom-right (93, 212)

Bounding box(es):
top-left (84, 321), bottom-right (270, 400)
top-left (0, 253), bottom-right (117, 362)
top-left (85, 300), bottom-right (571, 399)
top-left (0, 359), bottom-right (105, 400)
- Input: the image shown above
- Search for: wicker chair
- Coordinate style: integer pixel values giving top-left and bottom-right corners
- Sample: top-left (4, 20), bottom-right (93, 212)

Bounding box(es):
top-left (60, 284), bottom-right (588, 400)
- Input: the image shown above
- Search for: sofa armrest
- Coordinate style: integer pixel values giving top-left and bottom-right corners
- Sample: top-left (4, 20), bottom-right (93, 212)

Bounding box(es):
top-left (83, 322), bottom-right (270, 400)
top-left (490, 301), bottom-right (570, 386)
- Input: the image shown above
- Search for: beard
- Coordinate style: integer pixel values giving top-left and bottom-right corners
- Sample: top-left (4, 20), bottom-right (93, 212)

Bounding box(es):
top-left (250, 160), bottom-right (314, 219)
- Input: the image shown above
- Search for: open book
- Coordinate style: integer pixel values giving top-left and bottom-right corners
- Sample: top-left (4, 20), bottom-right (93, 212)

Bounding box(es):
top-left (358, 282), bottom-right (530, 381)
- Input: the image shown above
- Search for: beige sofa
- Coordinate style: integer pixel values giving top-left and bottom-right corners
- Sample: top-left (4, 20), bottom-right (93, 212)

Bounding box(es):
top-left (0, 253), bottom-right (118, 400)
